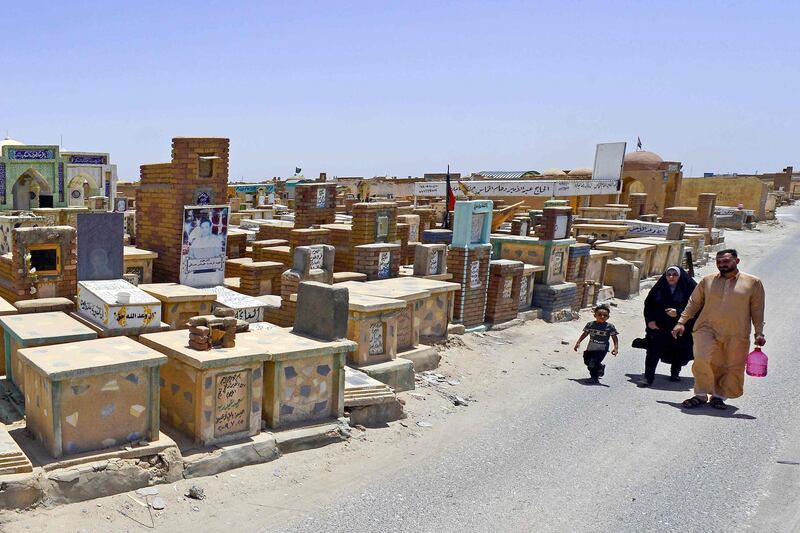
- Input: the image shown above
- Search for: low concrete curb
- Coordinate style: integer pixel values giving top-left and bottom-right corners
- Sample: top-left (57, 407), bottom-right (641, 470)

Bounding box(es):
top-left (182, 433), bottom-right (279, 479)
top-left (399, 344), bottom-right (440, 372)
top-left (275, 422), bottom-right (346, 454)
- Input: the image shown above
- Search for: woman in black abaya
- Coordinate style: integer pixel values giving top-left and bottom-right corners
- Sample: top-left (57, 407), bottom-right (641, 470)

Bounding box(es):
top-left (641, 265), bottom-right (697, 386)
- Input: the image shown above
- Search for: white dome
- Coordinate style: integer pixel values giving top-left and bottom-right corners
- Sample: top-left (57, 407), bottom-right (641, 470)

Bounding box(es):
top-left (0, 137), bottom-right (24, 149)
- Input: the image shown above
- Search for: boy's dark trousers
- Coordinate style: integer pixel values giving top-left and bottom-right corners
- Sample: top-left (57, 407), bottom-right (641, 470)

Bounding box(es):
top-left (583, 350), bottom-right (608, 379)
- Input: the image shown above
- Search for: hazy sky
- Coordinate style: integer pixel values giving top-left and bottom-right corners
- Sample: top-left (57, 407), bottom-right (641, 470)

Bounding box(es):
top-left (3, 1), bottom-right (798, 181)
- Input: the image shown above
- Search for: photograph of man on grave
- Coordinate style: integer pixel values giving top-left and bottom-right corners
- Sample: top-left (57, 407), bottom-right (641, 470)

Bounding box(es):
top-left (180, 206), bottom-right (229, 287)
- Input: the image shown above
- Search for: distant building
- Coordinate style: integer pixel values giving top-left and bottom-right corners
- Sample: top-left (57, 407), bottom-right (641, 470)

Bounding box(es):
top-left (0, 137), bottom-right (118, 210)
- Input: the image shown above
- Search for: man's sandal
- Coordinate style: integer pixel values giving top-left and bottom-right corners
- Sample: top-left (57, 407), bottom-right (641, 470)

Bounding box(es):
top-left (682, 396), bottom-right (707, 408)
top-left (709, 397), bottom-right (728, 410)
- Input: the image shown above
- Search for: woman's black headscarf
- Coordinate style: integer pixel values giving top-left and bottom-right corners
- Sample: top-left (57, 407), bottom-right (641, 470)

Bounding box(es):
top-left (644, 265), bottom-right (697, 328)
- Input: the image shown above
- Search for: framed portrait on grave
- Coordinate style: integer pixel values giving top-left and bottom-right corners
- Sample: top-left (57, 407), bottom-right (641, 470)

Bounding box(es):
top-left (180, 205), bottom-right (229, 288)
top-left (115, 197), bottom-right (128, 213)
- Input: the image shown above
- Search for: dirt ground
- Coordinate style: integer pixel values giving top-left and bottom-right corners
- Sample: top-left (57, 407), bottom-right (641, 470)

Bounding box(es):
top-left (0, 215), bottom-right (790, 532)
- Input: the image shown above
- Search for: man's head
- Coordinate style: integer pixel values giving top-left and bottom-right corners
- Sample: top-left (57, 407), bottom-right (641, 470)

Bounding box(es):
top-left (716, 249), bottom-right (740, 275)
top-left (199, 219), bottom-right (212, 236)
top-left (593, 303), bottom-right (611, 323)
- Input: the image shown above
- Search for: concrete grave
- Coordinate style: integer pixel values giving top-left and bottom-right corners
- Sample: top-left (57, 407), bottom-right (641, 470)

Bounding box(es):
top-left (485, 260), bottom-right (523, 324)
top-left (76, 279), bottom-right (163, 334)
top-left (140, 328), bottom-right (266, 446)
top-left (19, 336), bottom-right (166, 458)
top-left (0, 311), bottom-right (97, 391)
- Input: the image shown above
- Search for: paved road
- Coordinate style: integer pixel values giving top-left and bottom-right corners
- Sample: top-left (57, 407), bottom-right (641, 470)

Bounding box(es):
top-left (275, 207), bottom-right (800, 533)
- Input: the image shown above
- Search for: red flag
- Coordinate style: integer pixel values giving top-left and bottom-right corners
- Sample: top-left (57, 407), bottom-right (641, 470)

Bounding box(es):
top-left (446, 166), bottom-right (455, 211)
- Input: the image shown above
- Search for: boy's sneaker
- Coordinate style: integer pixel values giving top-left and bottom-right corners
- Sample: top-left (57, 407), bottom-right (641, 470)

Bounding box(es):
top-left (598, 364), bottom-right (606, 378)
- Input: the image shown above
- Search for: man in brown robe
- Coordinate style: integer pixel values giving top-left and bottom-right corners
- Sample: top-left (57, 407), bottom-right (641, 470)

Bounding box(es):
top-left (672, 249), bottom-right (765, 409)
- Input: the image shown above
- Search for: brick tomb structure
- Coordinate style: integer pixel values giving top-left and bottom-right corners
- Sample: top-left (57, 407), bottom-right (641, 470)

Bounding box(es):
top-left (293, 183), bottom-right (336, 229)
top-left (354, 243), bottom-right (401, 281)
top-left (0, 226), bottom-right (77, 303)
top-left (484, 260), bottom-right (524, 324)
top-left (448, 201), bottom-right (493, 328)
top-left (137, 137), bottom-right (229, 283)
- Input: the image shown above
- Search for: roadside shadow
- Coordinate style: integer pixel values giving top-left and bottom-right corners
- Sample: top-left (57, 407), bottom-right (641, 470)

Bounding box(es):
top-left (656, 400), bottom-right (757, 420)
top-left (625, 373), bottom-right (694, 392)
top-left (567, 377), bottom-right (610, 388)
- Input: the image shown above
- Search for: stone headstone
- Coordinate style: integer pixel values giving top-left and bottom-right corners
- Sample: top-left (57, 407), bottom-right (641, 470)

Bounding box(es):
top-left (77, 212), bottom-right (124, 281)
top-left (293, 281), bottom-right (349, 341)
top-left (666, 222), bottom-right (686, 241)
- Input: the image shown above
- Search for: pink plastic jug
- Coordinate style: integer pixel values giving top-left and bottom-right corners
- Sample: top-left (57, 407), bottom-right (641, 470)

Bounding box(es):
top-left (746, 346), bottom-right (768, 377)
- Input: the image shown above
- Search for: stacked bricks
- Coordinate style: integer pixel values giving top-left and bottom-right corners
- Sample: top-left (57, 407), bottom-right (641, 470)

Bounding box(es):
top-left (422, 229), bottom-right (453, 244)
top-left (532, 282), bottom-right (578, 323)
top-left (535, 206), bottom-right (573, 240)
top-left (1, 227), bottom-right (77, 303)
top-left (137, 137), bottom-right (229, 283)
top-left (226, 231), bottom-right (248, 259)
top-left (354, 243), bottom-right (401, 280)
top-left (321, 224), bottom-right (355, 272)
top-left (447, 244), bottom-right (492, 327)
top-left (696, 193), bottom-right (717, 229)
top-left (187, 310), bottom-right (238, 350)
top-left (510, 218), bottom-right (530, 237)
top-left (485, 260), bottom-right (523, 324)
top-left (256, 221), bottom-right (294, 241)
top-left (288, 228), bottom-right (330, 249)
top-left (627, 193), bottom-right (648, 219)
top-left (413, 208), bottom-right (437, 232)
top-left (266, 245), bottom-right (335, 326)
top-left (343, 198), bottom-right (357, 214)
top-left (293, 183), bottom-right (336, 229)
top-left (566, 244), bottom-right (591, 311)
top-left (239, 261), bottom-right (284, 296)
top-left (351, 202), bottom-right (398, 246)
